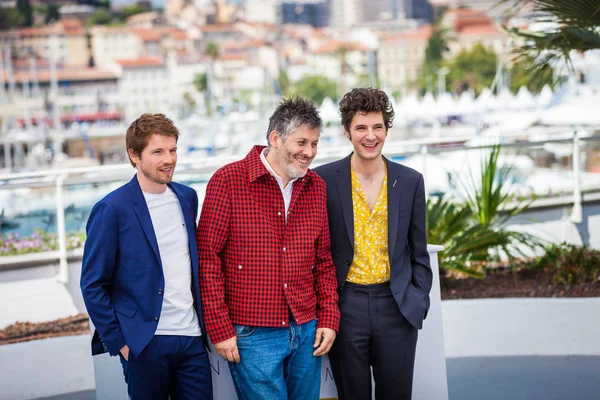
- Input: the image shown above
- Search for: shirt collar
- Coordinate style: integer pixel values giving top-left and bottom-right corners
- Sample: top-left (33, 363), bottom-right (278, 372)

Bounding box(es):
top-left (260, 147), bottom-right (299, 190)
top-left (246, 145), bottom-right (271, 183)
top-left (245, 144), bottom-right (313, 185)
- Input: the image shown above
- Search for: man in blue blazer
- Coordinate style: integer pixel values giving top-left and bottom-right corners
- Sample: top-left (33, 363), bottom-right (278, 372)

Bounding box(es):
top-left (314, 88), bottom-right (432, 400)
top-left (80, 114), bottom-right (212, 399)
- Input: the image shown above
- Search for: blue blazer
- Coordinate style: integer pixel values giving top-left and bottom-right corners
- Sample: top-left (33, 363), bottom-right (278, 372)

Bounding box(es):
top-left (314, 155), bottom-right (433, 329)
top-left (80, 175), bottom-right (205, 357)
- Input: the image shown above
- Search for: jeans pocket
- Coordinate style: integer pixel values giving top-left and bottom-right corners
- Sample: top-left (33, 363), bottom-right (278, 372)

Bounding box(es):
top-left (233, 324), bottom-right (256, 338)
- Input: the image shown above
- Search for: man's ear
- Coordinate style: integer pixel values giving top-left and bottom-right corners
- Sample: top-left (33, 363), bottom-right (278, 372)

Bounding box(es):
top-left (344, 130), bottom-right (351, 140)
top-left (269, 130), bottom-right (280, 148)
top-left (128, 148), bottom-right (140, 166)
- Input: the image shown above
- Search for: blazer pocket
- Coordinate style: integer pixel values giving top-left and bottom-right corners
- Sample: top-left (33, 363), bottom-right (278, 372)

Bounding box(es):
top-left (114, 301), bottom-right (137, 318)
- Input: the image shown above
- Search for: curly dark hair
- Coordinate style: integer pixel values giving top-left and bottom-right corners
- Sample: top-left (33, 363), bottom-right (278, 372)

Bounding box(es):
top-left (339, 88), bottom-right (394, 133)
top-left (125, 113), bottom-right (180, 168)
top-left (266, 96), bottom-right (323, 145)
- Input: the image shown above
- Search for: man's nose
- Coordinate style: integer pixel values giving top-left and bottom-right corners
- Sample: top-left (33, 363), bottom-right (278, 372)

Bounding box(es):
top-left (164, 152), bottom-right (176, 164)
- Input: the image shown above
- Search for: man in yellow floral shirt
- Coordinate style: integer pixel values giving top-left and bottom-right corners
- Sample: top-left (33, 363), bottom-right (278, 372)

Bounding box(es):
top-left (314, 88), bottom-right (432, 400)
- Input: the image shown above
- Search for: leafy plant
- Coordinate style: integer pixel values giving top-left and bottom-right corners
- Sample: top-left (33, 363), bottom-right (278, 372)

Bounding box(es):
top-left (501, 0), bottom-right (600, 72)
top-left (428, 144), bottom-right (543, 277)
top-left (525, 242), bottom-right (600, 286)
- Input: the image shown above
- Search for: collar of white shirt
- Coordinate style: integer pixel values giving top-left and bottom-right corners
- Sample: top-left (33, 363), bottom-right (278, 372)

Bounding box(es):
top-left (259, 147), bottom-right (298, 191)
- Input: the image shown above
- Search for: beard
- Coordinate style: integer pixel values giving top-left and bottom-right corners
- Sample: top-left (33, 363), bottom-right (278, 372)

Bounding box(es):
top-left (278, 146), bottom-right (310, 180)
top-left (140, 163), bottom-right (174, 185)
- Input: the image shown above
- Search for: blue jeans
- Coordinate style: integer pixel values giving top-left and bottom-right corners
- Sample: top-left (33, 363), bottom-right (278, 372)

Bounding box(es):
top-left (229, 319), bottom-right (321, 400)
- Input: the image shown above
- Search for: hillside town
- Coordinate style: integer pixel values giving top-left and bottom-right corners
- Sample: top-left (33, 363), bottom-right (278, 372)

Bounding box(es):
top-left (0, 0), bottom-right (545, 130)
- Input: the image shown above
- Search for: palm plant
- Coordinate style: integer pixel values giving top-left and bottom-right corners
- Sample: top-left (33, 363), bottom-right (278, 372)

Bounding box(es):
top-left (427, 144), bottom-right (544, 278)
top-left (457, 145), bottom-right (530, 228)
top-left (427, 196), bottom-right (487, 277)
top-left (501, 0), bottom-right (600, 71)
top-left (203, 42), bottom-right (220, 116)
top-left (193, 72), bottom-right (211, 116)
top-left (334, 44), bottom-right (351, 98)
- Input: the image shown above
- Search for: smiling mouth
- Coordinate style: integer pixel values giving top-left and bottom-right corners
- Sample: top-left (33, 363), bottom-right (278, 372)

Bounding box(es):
top-left (295, 157), bottom-right (310, 165)
top-left (362, 143), bottom-right (378, 149)
top-left (159, 167), bottom-right (173, 173)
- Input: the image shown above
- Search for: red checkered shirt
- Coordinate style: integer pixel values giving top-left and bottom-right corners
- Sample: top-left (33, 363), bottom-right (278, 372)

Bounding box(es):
top-left (197, 145), bottom-right (340, 344)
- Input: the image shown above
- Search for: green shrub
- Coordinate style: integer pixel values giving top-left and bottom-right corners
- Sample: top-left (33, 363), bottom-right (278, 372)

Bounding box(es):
top-left (525, 243), bottom-right (600, 286)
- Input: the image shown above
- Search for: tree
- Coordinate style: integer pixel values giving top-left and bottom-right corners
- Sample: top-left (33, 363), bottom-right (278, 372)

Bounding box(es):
top-left (424, 29), bottom-right (449, 67)
top-left (86, 9), bottom-right (112, 26)
top-left (193, 72), bottom-right (212, 116)
top-left (202, 42), bottom-right (220, 117)
top-left (0, 8), bottom-right (25, 29)
top-left (417, 7), bottom-right (451, 93)
top-left (502, 0), bottom-right (600, 72)
top-left (447, 44), bottom-right (497, 94)
top-left (277, 69), bottom-right (291, 97)
top-left (16, 0), bottom-right (32, 26)
top-left (120, 4), bottom-right (151, 21)
top-left (334, 44), bottom-right (351, 97)
top-left (45, 4), bottom-right (60, 23)
top-left (294, 75), bottom-right (337, 105)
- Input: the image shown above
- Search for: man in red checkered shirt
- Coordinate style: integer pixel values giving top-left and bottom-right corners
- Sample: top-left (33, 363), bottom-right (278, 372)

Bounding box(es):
top-left (197, 97), bottom-right (340, 400)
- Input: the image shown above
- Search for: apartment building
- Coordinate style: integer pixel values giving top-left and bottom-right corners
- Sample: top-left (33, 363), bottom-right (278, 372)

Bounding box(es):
top-left (90, 27), bottom-right (143, 69)
top-left (2, 67), bottom-right (119, 126)
top-left (441, 8), bottom-right (507, 57)
top-left (377, 25), bottom-right (431, 92)
top-left (110, 57), bottom-right (171, 122)
top-left (0, 19), bottom-right (88, 67)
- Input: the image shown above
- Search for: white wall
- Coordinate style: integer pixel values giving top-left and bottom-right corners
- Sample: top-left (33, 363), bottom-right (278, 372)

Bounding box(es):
top-left (0, 254), bottom-right (85, 329)
top-left (0, 335), bottom-right (95, 400)
top-left (442, 298), bottom-right (600, 358)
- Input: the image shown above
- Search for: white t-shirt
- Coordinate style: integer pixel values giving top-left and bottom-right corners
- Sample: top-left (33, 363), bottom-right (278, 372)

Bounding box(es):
top-left (143, 187), bottom-right (201, 336)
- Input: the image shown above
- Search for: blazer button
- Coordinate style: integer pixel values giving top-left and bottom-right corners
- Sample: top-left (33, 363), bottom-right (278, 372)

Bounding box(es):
top-left (346, 260), bottom-right (351, 266)
top-left (154, 317), bottom-right (159, 321)
top-left (157, 290), bottom-right (163, 295)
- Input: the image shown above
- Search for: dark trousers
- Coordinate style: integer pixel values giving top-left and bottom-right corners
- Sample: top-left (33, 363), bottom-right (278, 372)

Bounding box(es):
top-left (330, 282), bottom-right (418, 400)
top-left (119, 335), bottom-right (213, 400)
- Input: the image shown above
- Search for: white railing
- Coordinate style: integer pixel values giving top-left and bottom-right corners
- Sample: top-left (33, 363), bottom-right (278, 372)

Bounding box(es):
top-left (1, 132), bottom-right (599, 283)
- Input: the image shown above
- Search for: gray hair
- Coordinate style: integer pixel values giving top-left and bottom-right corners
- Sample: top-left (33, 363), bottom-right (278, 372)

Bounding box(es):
top-left (266, 96), bottom-right (323, 146)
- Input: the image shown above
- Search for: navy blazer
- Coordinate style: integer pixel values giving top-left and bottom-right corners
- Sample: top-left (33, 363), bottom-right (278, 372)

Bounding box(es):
top-left (80, 175), bottom-right (205, 357)
top-left (314, 154), bottom-right (433, 329)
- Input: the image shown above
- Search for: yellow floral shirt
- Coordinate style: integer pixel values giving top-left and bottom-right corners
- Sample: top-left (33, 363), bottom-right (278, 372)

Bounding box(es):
top-left (346, 163), bottom-right (391, 284)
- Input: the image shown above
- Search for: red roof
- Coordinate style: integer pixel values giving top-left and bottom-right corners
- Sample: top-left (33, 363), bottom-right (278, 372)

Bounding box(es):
top-left (400, 24), bottom-right (433, 40)
top-left (198, 24), bottom-right (236, 33)
top-left (169, 28), bottom-right (188, 40)
top-left (60, 111), bottom-right (123, 123)
top-left (18, 20), bottom-right (84, 37)
top-left (3, 68), bottom-right (117, 83)
top-left (445, 8), bottom-right (493, 32)
top-left (115, 57), bottom-right (163, 68)
top-left (313, 40), bottom-right (368, 55)
top-left (131, 28), bottom-right (161, 42)
top-left (459, 25), bottom-right (500, 35)
top-left (218, 53), bottom-right (245, 61)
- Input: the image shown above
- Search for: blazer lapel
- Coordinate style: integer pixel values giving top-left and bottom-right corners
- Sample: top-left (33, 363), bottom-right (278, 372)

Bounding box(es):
top-left (387, 159), bottom-right (402, 260)
top-left (129, 176), bottom-right (161, 265)
top-left (337, 155), bottom-right (354, 248)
